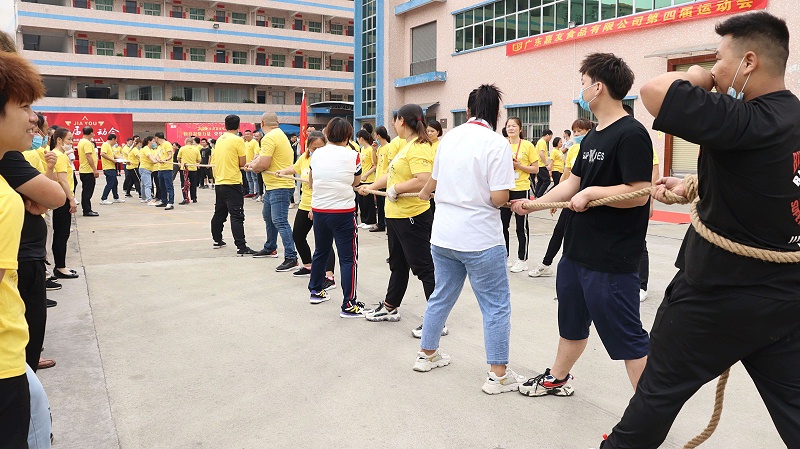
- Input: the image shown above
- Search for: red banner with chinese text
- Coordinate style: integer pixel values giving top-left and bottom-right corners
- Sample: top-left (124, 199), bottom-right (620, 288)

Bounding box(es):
top-left (166, 123), bottom-right (228, 143)
top-left (299, 92), bottom-right (308, 154)
top-left (506, 0), bottom-right (768, 56)
top-left (44, 113), bottom-right (133, 170)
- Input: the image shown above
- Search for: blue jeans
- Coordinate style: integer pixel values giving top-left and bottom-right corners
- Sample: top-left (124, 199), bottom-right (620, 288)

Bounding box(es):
top-left (100, 169), bottom-right (118, 200)
top-left (261, 188), bottom-right (296, 259)
top-left (308, 211), bottom-right (357, 307)
top-left (421, 244), bottom-right (511, 365)
top-left (139, 168), bottom-right (152, 201)
top-left (159, 169), bottom-right (174, 204)
top-left (26, 364), bottom-right (50, 449)
top-left (246, 171), bottom-right (259, 196)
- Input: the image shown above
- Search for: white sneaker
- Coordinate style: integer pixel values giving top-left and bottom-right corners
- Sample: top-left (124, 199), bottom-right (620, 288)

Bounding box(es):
top-left (364, 303), bottom-right (401, 322)
top-left (140, 199), bottom-right (147, 203)
top-left (153, 200), bottom-right (163, 206)
top-left (528, 263), bottom-right (554, 277)
top-left (640, 289), bottom-right (648, 302)
top-left (482, 368), bottom-right (526, 395)
top-left (99, 200), bottom-right (113, 205)
top-left (506, 258), bottom-right (513, 268)
top-left (411, 323), bottom-right (448, 338)
top-left (165, 204), bottom-right (174, 210)
top-left (509, 260), bottom-right (528, 273)
top-left (113, 198), bottom-right (126, 203)
top-left (255, 196), bottom-right (262, 202)
top-left (413, 349), bottom-right (451, 372)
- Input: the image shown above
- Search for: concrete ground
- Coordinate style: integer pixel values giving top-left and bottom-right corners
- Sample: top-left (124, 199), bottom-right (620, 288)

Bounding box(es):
top-left (38, 175), bottom-right (784, 449)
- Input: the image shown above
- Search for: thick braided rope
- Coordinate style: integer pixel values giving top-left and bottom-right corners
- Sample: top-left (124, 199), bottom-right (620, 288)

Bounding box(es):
top-left (682, 369), bottom-right (731, 449)
top-left (520, 187), bottom-right (653, 211)
top-left (360, 188), bottom-right (424, 198)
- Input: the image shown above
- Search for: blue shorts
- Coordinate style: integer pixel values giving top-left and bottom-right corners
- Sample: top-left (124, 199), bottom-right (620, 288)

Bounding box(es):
top-left (556, 257), bottom-right (649, 360)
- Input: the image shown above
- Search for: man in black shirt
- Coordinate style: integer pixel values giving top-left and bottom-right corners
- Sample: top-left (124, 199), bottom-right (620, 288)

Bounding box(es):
top-left (511, 53), bottom-right (652, 397)
top-left (602, 12), bottom-right (800, 449)
top-left (199, 139), bottom-right (212, 189)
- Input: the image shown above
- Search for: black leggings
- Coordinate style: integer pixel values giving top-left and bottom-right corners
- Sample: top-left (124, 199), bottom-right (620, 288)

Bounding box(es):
top-left (52, 199), bottom-right (71, 269)
top-left (357, 186), bottom-right (377, 225)
top-left (542, 209), bottom-right (572, 266)
top-left (385, 210), bottom-right (435, 308)
top-left (376, 190), bottom-right (386, 229)
top-left (18, 260), bottom-right (47, 372)
top-left (292, 209), bottom-right (335, 271)
top-left (500, 190), bottom-right (530, 260)
top-left (551, 170), bottom-right (562, 187)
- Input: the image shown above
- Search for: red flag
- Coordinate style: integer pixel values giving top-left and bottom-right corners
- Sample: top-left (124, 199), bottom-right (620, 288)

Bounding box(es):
top-left (299, 92), bottom-right (308, 154)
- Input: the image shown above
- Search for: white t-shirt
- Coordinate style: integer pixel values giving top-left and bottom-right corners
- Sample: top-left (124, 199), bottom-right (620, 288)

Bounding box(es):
top-left (309, 143), bottom-right (362, 213)
top-left (430, 118), bottom-right (515, 252)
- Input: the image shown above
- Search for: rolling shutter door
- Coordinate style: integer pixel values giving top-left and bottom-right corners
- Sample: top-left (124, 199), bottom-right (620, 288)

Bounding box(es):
top-left (670, 61), bottom-right (716, 175)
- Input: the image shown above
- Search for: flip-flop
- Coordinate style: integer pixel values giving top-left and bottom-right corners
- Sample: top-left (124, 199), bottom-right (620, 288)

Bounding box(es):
top-left (38, 358), bottom-right (56, 370)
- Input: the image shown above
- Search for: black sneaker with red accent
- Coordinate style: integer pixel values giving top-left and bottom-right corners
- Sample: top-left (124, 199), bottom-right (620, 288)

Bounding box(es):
top-left (518, 368), bottom-right (574, 397)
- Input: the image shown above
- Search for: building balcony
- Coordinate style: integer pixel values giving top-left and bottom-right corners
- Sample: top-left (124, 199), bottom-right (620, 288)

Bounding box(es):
top-left (21, 51), bottom-right (354, 90)
top-left (17, 1), bottom-right (353, 54)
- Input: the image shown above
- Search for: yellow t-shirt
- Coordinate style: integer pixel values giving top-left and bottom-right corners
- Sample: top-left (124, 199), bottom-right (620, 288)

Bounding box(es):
top-left (244, 139), bottom-right (259, 163)
top-left (535, 138), bottom-right (549, 168)
top-left (550, 147), bottom-right (564, 173)
top-left (259, 128), bottom-right (295, 190)
top-left (177, 145), bottom-right (202, 171)
top-left (157, 141), bottom-right (173, 171)
top-left (360, 145), bottom-right (376, 183)
top-left (0, 175), bottom-right (29, 379)
top-left (139, 147), bottom-right (154, 171)
top-left (212, 132), bottom-right (245, 185)
top-left (511, 139), bottom-right (538, 192)
top-left (293, 155), bottom-right (312, 211)
top-left (37, 146), bottom-right (47, 167)
top-left (126, 147), bottom-right (140, 169)
top-left (23, 149), bottom-right (45, 174)
top-left (78, 138), bottom-right (96, 174)
top-left (376, 138), bottom-right (405, 180)
top-left (565, 143), bottom-right (581, 171)
top-left (653, 149), bottom-right (660, 165)
top-left (385, 138), bottom-right (433, 219)
top-left (54, 149), bottom-right (75, 192)
top-left (431, 140), bottom-right (440, 159)
top-left (100, 142), bottom-right (116, 170)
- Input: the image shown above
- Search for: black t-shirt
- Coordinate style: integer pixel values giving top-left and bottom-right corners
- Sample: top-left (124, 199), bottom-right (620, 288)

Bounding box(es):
top-left (200, 147), bottom-right (211, 164)
top-left (564, 115), bottom-right (653, 273)
top-left (655, 80), bottom-right (800, 298)
top-left (0, 151), bottom-right (47, 262)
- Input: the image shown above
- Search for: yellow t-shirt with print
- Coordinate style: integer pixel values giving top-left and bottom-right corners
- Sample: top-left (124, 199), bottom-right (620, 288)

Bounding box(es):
top-left (511, 139), bottom-right (538, 192)
top-left (244, 139), bottom-right (259, 164)
top-left (157, 141), bottom-right (173, 171)
top-left (376, 138), bottom-right (405, 180)
top-left (550, 147), bottom-right (564, 173)
top-left (360, 145), bottom-right (376, 183)
top-left (100, 142), bottom-right (116, 170)
top-left (212, 132), bottom-right (245, 185)
top-left (293, 155), bottom-right (313, 211)
top-left (23, 149), bottom-right (45, 174)
top-left (385, 138), bottom-right (433, 219)
top-left (78, 138), bottom-right (96, 174)
top-left (139, 147), bottom-right (154, 171)
top-left (259, 128), bottom-right (295, 190)
top-left (54, 149), bottom-right (75, 192)
top-left (565, 143), bottom-right (581, 171)
top-left (535, 138), bottom-right (549, 168)
top-left (126, 147), bottom-right (140, 169)
top-left (178, 145), bottom-right (201, 171)
top-left (0, 175), bottom-right (29, 379)
top-left (653, 149), bottom-right (659, 165)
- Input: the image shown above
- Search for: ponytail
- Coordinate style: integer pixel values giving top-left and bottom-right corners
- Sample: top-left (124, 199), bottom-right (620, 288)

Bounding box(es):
top-left (396, 103), bottom-right (431, 145)
top-left (50, 127), bottom-right (69, 150)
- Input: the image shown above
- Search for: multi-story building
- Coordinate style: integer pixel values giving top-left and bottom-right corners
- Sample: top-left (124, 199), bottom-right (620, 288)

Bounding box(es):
top-left (355, 0), bottom-right (799, 175)
top-left (9, 0), bottom-right (356, 135)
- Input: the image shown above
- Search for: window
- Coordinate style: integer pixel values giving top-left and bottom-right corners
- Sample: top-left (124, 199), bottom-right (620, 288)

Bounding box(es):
top-left (231, 12), bottom-right (246, 25)
top-left (232, 51), bottom-right (247, 65)
top-left (360, 0), bottom-right (377, 116)
top-left (307, 57), bottom-right (322, 70)
top-left (125, 85), bottom-right (164, 101)
top-left (96, 41), bottom-right (114, 56)
top-left (295, 92), bottom-right (303, 105)
top-left (74, 0), bottom-right (88, 8)
top-left (189, 48), bottom-right (206, 62)
top-left (123, 0), bottom-right (136, 13)
top-left (330, 94), bottom-right (343, 101)
top-left (271, 91), bottom-right (285, 105)
top-left (453, 111), bottom-right (467, 127)
top-left (308, 93), bottom-right (322, 104)
top-left (172, 46), bottom-right (184, 60)
top-left (176, 86), bottom-right (208, 102)
top-left (214, 88), bottom-right (249, 103)
top-left (75, 39), bottom-right (90, 55)
top-left (506, 105), bottom-right (550, 141)
top-left (95, 0), bottom-right (113, 11)
top-left (144, 44), bottom-right (162, 59)
top-left (256, 15), bottom-right (266, 26)
top-left (578, 98), bottom-right (635, 121)
top-left (330, 24), bottom-right (343, 35)
top-left (454, 0), bottom-right (696, 53)
top-left (308, 21), bottom-right (322, 33)
top-left (330, 59), bottom-right (343, 72)
top-left (271, 17), bottom-right (285, 29)
top-left (215, 50), bottom-right (226, 63)
top-left (170, 6), bottom-right (182, 18)
top-left (257, 90), bottom-right (266, 104)
top-left (270, 54), bottom-right (285, 67)
top-left (215, 10), bottom-right (226, 22)
top-left (411, 22), bottom-right (436, 75)
top-left (143, 3), bottom-right (161, 16)
top-left (256, 53), bottom-right (267, 66)
top-left (189, 8), bottom-right (205, 21)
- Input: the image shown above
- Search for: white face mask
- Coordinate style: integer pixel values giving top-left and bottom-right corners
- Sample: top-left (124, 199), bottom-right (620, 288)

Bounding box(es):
top-left (63, 144), bottom-right (73, 151)
top-left (727, 57), bottom-right (752, 100)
